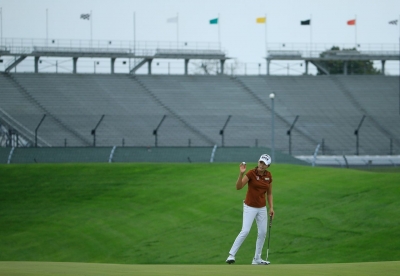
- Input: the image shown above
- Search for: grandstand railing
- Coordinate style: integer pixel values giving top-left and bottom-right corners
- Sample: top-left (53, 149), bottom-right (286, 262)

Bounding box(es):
top-left (268, 50), bottom-right (400, 59)
top-left (267, 42), bottom-right (400, 55)
top-left (2, 38), bottom-right (398, 52)
top-left (0, 38), bottom-right (222, 51)
top-left (155, 49), bottom-right (226, 58)
top-left (1, 38), bottom-right (399, 75)
top-left (33, 46), bottom-right (132, 54)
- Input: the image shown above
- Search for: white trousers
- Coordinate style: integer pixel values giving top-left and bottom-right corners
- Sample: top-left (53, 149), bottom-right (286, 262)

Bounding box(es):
top-left (228, 202), bottom-right (268, 259)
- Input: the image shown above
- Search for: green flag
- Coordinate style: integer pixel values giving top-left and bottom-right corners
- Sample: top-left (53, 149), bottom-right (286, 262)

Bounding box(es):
top-left (209, 18), bottom-right (218, 24)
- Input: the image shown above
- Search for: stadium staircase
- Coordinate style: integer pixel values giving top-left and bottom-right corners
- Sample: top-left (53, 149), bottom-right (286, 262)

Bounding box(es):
top-left (331, 76), bottom-right (400, 150)
top-left (5, 74), bottom-right (92, 146)
top-left (0, 73), bottom-right (90, 146)
top-left (231, 76), bottom-right (328, 151)
top-left (128, 75), bottom-right (216, 146)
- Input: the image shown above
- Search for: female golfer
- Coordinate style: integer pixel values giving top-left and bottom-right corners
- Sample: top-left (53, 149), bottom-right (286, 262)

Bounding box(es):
top-left (226, 154), bottom-right (274, 265)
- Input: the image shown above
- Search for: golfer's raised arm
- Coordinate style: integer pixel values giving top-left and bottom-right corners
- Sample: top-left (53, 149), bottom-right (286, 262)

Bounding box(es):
top-left (236, 162), bottom-right (248, 190)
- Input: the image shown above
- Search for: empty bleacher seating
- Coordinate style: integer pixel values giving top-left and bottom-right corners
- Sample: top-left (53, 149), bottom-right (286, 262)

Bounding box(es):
top-left (0, 73), bottom-right (399, 155)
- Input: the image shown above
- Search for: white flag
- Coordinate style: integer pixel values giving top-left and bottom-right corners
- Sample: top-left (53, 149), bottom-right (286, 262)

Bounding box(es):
top-left (167, 16), bottom-right (178, 23)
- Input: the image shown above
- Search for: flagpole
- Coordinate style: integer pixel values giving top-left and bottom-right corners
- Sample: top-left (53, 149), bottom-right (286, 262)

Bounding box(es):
top-left (0, 7), bottom-right (2, 46)
top-left (90, 10), bottom-right (93, 47)
top-left (218, 13), bottom-right (221, 50)
top-left (310, 14), bottom-right (312, 57)
top-left (177, 12), bottom-right (179, 48)
top-left (46, 9), bottom-right (48, 46)
top-left (217, 14), bottom-right (221, 50)
top-left (133, 12), bottom-right (136, 52)
top-left (133, 11), bottom-right (136, 70)
top-left (355, 14), bottom-right (357, 48)
top-left (265, 13), bottom-right (268, 58)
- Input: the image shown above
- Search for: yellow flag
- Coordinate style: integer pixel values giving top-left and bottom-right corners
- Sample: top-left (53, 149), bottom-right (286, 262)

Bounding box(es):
top-left (256, 17), bottom-right (266, 23)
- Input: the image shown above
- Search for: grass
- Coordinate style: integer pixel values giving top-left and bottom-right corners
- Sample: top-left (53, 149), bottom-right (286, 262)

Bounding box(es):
top-left (0, 163), bottom-right (399, 267)
top-left (1, 261), bottom-right (400, 276)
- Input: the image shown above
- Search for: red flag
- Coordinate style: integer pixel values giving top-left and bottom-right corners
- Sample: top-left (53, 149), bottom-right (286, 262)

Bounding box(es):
top-left (347, 19), bottom-right (356, 25)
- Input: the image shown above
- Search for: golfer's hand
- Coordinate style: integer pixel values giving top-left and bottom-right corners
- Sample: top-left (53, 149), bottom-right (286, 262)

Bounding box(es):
top-left (269, 209), bottom-right (274, 219)
top-left (239, 162), bottom-right (246, 173)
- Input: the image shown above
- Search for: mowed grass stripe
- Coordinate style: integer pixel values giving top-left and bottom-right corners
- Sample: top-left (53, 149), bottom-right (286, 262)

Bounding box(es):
top-left (1, 261), bottom-right (400, 276)
top-left (0, 163), bottom-right (399, 264)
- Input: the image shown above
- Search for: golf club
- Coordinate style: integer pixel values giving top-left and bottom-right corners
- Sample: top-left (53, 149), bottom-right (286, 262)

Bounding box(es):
top-left (265, 214), bottom-right (273, 264)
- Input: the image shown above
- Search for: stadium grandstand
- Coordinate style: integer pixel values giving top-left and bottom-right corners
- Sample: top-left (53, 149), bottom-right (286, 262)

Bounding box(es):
top-left (0, 38), bottom-right (399, 166)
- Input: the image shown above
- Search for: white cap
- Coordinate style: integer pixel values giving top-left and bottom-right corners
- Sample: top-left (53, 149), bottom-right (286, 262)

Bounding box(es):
top-left (259, 154), bottom-right (272, 165)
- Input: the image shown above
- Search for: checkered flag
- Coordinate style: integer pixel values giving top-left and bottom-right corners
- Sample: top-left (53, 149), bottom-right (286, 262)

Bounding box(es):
top-left (80, 14), bottom-right (90, 20)
top-left (389, 19), bottom-right (398, 25)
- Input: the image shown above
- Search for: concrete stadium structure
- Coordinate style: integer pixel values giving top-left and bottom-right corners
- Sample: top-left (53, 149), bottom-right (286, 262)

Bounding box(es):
top-left (1, 72), bottom-right (399, 157)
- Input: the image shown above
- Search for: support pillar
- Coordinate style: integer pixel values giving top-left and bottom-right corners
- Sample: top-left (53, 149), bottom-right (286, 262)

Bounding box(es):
top-left (266, 59), bottom-right (271, 75)
top-left (381, 60), bottom-right (386, 75)
top-left (305, 60), bottom-right (309, 75)
top-left (220, 59), bottom-right (225, 74)
top-left (34, 56), bottom-right (39, 73)
top-left (343, 61), bottom-right (348, 75)
top-left (73, 57), bottom-right (78, 74)
top-left (147, 59), bottom-right (153, 75)
top-left (111, 58), bottom-right (116, 74)
top-left (184, 59), bottom-right (189, 75)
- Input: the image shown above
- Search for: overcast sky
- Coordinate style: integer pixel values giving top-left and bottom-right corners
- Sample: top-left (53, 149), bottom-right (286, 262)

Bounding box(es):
top-left (1, 0), bottom-right (399, 73)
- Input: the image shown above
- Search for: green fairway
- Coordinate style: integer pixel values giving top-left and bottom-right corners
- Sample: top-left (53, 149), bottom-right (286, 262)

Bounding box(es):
top-left (0, 163), bottom-right (399, 265)
top-left (1, 261), bottom-right (399, 276)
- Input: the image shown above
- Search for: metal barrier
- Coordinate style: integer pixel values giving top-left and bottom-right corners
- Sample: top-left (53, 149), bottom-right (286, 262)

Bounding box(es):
top-left (0, 146), bottom-right (307, 165)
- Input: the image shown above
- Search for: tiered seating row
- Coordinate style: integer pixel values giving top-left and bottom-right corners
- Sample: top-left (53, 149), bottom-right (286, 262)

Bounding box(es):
top-left (0, 73), bottom-right (398, 155)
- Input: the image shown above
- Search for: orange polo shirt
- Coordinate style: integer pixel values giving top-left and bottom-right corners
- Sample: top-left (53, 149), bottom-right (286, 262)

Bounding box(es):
top-left (244, 168), bottom-right (273, 208)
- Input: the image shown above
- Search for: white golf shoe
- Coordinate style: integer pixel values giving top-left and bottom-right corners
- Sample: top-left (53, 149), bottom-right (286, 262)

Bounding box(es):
top-left (225, 254), bottom-right (235, 264)
top-left (252, 257), bottom-right (270, 265)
